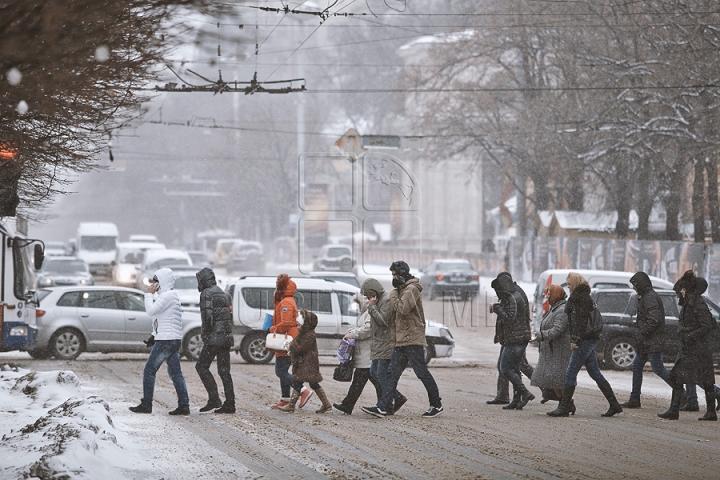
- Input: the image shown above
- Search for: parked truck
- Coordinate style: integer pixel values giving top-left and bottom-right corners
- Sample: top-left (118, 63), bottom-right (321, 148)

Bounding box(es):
top-left (0, 216), bottom-right (43, 353)
top-left (75, 222), bottom-right (119, 277)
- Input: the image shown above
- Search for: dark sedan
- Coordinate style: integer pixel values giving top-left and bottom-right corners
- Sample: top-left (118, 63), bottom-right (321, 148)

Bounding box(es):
top-left (419, 259), bottom-right (479, 300)
top-left (593, 288), bottom-right (720, 370)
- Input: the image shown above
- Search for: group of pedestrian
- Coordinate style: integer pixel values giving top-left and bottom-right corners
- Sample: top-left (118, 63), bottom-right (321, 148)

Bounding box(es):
top-left (487, 269), bottom-right (718, 421)
top-left (129, 267), bottom-right (235, 416)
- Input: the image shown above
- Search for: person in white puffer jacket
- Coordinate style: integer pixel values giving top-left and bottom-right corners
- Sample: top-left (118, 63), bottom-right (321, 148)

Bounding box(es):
top-left (129, 267), bottom-right (190, 416)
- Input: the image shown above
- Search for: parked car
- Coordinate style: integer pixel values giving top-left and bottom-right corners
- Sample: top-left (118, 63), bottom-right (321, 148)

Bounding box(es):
top-left (174, 271), bottom-right (200, 308)
top-left (111, 242), bottom-right (166, 287)
top-left (531, 269), bottom-right (675, 334)
top-left (226, 241), bottom-right (265, 274)
top-left (225, 276), bottom-right (454, 364)
top-left (312, 244), bottom-right (354, 271)
top-left (27, 286), bottom-right (206, 361)
top-left (214, 238), bottom-right (242, 267)
top-left (35, 257), bottom-right (93, 288)
top-left (592, 288), bottom-right (720, 370)
top-left (136, 249), bottom-right (192, 288)
top-left (186, 250), bottom-right (212, 268)
top-left (306, 271), bottom-right (360, 288)
top-left (419, 259), bottom-right (480, 300)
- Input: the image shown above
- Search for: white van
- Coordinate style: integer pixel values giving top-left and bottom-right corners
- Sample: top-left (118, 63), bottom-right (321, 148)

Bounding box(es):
top-left (75, 222), bottom-right (119, 277)
top-left (225, 276), bottom-right (455, 364)
top-left (531, 269), bottom-right (675, 332)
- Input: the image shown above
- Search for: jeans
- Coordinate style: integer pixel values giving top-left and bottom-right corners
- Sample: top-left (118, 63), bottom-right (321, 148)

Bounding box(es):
top-left (141, 339), bottom-right (189, 409)
top-left (377, 345), bottom-right (441, 411)
top-left (629, 351), bottom-right (672, 402)
top-left (565, 339), bottom-right (607, 387)
top-left (275, 356), bottom-right (293, 399)
top-left (340, 368), bottom-right (382, 410)
top-left (370, 359), bottom-right (404, 407)
top-left (498, 343), bottom-right (529, 393)
top-left (195, 344), bottom-right (235, 405)
top-left (496, 345), bottom-right (534, 400)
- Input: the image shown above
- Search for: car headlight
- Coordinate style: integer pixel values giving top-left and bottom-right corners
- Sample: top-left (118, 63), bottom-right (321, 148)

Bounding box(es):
top-left (142, 276), bottom-right (151, 286)
top-left (42, 278), bottom-right (53, 286)
top-left (9, 326), bottom-right (28, 336)
top-left (80, 279), bottom-right (88, 285)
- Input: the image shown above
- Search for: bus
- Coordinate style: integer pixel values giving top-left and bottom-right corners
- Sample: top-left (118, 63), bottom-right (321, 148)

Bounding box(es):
top-left (0, 216), bottom-right (43, 353)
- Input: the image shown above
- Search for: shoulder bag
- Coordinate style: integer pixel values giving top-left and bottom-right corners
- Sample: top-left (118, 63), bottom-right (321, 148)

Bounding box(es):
top-left (265, 332), bottom-right (293, 352)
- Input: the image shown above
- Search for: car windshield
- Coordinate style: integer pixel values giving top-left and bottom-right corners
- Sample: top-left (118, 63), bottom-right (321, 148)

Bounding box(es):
top-left (327, 247), bottom-right (349, 257)
top-left (436, 262), bottom-right (472, 272)
top-left (43, 260), bottom-right (87, 274)
top-left (174, 276), bottom-right (198, 290)
top-left (119, 249), bottom-right (144, 264)
top-left (149, 258), bottom-right (190, 269)
top-left (80, 236), bottom-right (116, 252)
top-left (188, 253), bottom-right (207, 264)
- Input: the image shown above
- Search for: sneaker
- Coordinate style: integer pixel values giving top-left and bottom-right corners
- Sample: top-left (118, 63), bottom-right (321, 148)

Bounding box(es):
top-left (199, 399), bottom-right (223, 413)
top-left (393, 395), bottom-right (408, 414)
top-left (271, 400), bottom-right (289, 409)
top-left (129, 404), bottom-right (152, 414)
top-left (168, 407), bottom-right (190, 416)
top-left (422, 406), bottom-right (444, 418)
top-left (298, 388), bottom-right (314, 409)
top-left (361, 406), bottom-right (387, 418)
top-left (214, 404), bottom-right (236, 414)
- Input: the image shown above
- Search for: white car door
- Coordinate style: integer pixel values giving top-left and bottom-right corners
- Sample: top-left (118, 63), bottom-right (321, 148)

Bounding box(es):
top-left (294, 289), bottom-right (339, 355)
top-left (118, 291), bottom-right (154, 345)
top-left (76, 290), bottom-right (126, 348)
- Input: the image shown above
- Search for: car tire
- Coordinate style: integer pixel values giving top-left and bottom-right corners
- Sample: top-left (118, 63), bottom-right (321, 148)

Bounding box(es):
top-left (27, 347), bottom-right (52, 360)
top-left (49, 328), bottom-right (85, 360)
top-left (604, 336), bottom-right (636, 370)
top-left (182, 328), bottom-right (203, 361)
top-left (240, 331), bottom-right (274, 364)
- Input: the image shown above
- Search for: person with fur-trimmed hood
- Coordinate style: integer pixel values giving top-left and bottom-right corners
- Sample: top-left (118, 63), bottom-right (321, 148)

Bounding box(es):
top-left (658, 271), bottom-right (717, 421)
top-left (195, 267), bottom-right (235, 414)
top-left (278, 309), bottom-right (333, 414)
top-left (490, 273), bottom-right (535, 410)
top-left (548, 272), bottom-right (622, 418)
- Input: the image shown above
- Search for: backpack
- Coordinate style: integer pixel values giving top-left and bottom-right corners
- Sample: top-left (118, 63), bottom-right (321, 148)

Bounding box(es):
top-left (587, 303), bottom-right (604, 335)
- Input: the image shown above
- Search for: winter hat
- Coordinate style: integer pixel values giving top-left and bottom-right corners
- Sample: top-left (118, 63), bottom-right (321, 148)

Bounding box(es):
top-left (566, 272), bottom-right (589, 293)
top-left (275, 273), bottom-right (290, 303)
top-left (546, 285), bottom-right (566, 306)
top-left (675, 270), bottom-right (697, 293)
top-left (390, 260), bottom-right (410, 279)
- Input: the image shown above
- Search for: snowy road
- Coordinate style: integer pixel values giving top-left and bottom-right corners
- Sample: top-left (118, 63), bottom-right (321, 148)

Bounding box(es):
top-left (3, 299), bottom-right (720, 479)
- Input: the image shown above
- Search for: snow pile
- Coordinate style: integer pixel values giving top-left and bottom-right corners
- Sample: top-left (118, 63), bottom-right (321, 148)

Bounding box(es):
top-left (0, 365), bottom-right (137, 479)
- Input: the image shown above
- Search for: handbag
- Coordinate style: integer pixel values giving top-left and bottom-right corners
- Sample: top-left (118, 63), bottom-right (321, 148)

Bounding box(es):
top-left (333, 359), bottom-right (355, 382)
top-left (262, 313), bottom-right (273, 331)
top-left (265, 332), bottom-right (293, 352)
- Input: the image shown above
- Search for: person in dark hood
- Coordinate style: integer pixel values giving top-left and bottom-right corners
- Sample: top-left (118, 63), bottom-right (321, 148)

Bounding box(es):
top-left (490, 272), bottom-right (535, 410)
top-left (194, 267), bottom-right (235, 414)
top-left (679, 276), bottom-right (720, 412)
top-left (279, 309), bottom-right (333, 414)
top-left (659, 271), bottom-right (717, 420)
top-left (487, 272), bottom-right (535, 405)
top-left (548, 272), bottom-right (623, 418)
top-left (620, 272), bottom-right (674, 409)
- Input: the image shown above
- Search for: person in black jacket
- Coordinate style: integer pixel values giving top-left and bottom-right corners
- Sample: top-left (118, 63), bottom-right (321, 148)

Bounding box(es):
top-left (548, 272), bottom-right (623, 418)
top-left (195, 267), bottom-right (235, 414)
top-left (658, 271), bottom-right (717, 421)
top-left (487, 272), bottom-right (535, 405)
top-left (491, 274), bottom-right (535, 410)
top-left (620, 272), bottom-right (675, 408)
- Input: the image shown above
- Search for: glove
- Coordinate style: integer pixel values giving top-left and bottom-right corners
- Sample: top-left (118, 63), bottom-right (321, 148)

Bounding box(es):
top-left (143, 335), bottom-right (155, 348)
top-left (491, 303), bottom-right (501, 314)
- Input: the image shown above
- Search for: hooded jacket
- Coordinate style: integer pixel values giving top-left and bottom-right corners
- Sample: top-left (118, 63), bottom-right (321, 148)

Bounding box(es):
top-left (630, 272), bottom-right (665, 354)
top-left (361, 278), bottom-right (394, 359)
top-left (345, 293), bottom-right (372, 368)
top-left (491, 274), bottom-right (531, 346)
top-left (388, 277), bottom-right (427, 347)
top-left (144, 267), bottom-right (183, 341)
top-left (196, 267), bottom-right (233, 348)
top-left (288, 310), bottom-right (323, 384)
top-left (270, 274), bottom-right (299, 358)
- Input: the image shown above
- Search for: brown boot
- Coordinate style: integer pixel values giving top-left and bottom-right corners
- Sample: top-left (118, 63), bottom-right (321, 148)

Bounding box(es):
top-left (314, 388), bottom-right (332, 414)
top-left (279, 390), bottom-right (300, 413)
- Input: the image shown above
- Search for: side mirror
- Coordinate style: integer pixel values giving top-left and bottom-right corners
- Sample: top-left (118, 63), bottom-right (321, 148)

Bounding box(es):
top-left (34, 244), bottom-right (44, 270)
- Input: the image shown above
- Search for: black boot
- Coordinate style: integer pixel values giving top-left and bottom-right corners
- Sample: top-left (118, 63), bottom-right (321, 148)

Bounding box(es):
top-left (598, 381), bottom-right (623, 417)
top-left (547, 385), bottom-right (575, 417)
top-left (502, 391), bottom-right (521, 410)
top-left (658, 387), bottom-right (682, 420)
top-left (699, 389), bottom-right (718, 421)
top-left (515, 386), bottom-right (535, 410)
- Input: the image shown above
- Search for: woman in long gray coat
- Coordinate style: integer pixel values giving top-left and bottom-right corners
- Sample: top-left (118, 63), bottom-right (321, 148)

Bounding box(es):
top-left (530, 285), bottom-right (573, 412)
